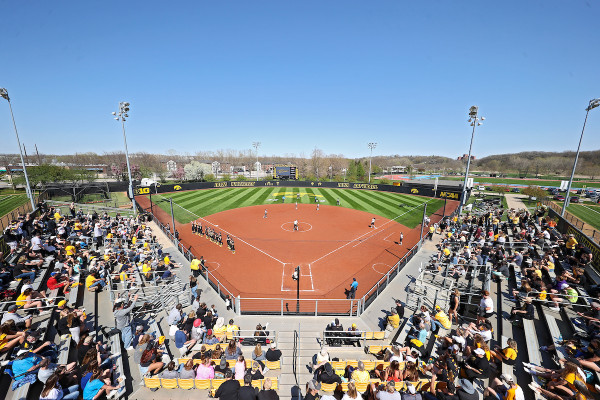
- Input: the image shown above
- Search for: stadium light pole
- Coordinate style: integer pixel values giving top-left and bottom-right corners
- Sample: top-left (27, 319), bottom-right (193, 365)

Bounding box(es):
top-left (561, 98), bottom-right (600, 217)
top-left (368, 142), bottom-right (377, 183)
top-left (458, 106), bottom-right (485, 215)
top-left (0, 88), bottom-right (36, 210)
top-left (112, 102), bottom-right (137, 215)
top-left (252, 142), bottom-right (261, 181)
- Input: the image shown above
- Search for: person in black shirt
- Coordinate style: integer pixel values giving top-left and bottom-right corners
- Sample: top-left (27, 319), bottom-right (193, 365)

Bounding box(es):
top-left (463, 348), bottom-right (489, 380)
top-left (239, 374), bottom-right (258, 400)
top-left (266, 342), bottom-right (282, 362)
top-left (305, 380), bottom-right (321, 400)
top-left (215, 370), bottom-right (240, 400)
top-left (258, 378), bottom-right (279, 400)
top-left (509, 297), bottom-right (534, 325)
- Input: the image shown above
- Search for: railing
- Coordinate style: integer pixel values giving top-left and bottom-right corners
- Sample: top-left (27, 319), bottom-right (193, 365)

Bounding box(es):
top-left (237, 297), bottom-right (361, 316)
top-left (45, 199), bottom-right (135, 218)
top-left (543, 199), bottom-right (600, 244)
top-left (292, 330), bottom-right (299, 386)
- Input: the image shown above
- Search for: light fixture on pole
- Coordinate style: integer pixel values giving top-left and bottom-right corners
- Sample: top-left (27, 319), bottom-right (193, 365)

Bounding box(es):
top-left (112, 102), bottom-right (136, 215)
top-left (252, 142), bottom-right (261, 181)
top-left (561, 98), bottom-right (600, 217)
top-left (368, 142), bottom-right (377, 183)
top-left (0, 88), bottom-right (36, 210)
top-left (458, 106), bottom-right (485, 215)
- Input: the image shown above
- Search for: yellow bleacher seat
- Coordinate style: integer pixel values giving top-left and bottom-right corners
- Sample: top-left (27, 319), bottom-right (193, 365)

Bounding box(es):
top-left (340, 382), bottom-right (349, 392)
top-left (238, 379), bottom-right (245, 386)
top-left (355, 382), bottom-right (369, 393)
top-left (193, 359), bottom-right (203, 365)
top-left (245, 359), bottom-right (253, 368)
top-left (346, 360), bottom-right (358, 368)
top-left (144, 377), bottom-right (161, 389)
top-left (178, 358), bottom-right (191, 365)
top-left (195, 379), bottom-right (211, 390)
top-left (211, 378), bottom-right (225, 390)
top-left (161, 378), bottom-right (178, 389)
top-left (368, 345), bottom-right (382, 354)
top-left (269, 378), bottom-right (279, 390)
top-left (363, 331), bottom-right (374, 340)
top-left (178, 378), bottom-right (194, 390)
top-left (375, 361), bottom-right (390, 369)
top-left (252, 380), bottom-right (262, 389)
top-left (227, 359), bottom-right (237, 368)
top-left (361, 360), bottom-right (376, 371)
top-left (373, 331), bottom-right (385, 340)
top-left (320, 382), bottom-right (338, 392)
top-left (226, 331), bottom-right (234, 340)
top-left (330, 361), bottom-right (346, 370)
top-left (265, 360), bottom-right (281, 370)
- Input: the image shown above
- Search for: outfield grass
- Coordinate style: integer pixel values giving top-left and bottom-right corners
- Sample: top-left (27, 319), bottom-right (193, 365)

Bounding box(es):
top-left (562, 203), bottom-right (600, 232)
top-left (443, 176), bottom-right (598, 188)
top-left (148, 187), bottom-right (445, 229)
top-left (0, 194), bottom-right (29, 218)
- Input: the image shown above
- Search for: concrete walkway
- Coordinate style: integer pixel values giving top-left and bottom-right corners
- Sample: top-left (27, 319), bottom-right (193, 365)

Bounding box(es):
top-left (504, 193), bottom-right (531, 210)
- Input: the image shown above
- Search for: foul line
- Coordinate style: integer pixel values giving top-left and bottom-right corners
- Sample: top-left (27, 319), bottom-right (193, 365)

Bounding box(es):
top-left (577, 204), bottom-right (600, 217)
top-left (154, 193), bottom-right (286, 265)
top-left (310, 199), bottom-right (434, 265)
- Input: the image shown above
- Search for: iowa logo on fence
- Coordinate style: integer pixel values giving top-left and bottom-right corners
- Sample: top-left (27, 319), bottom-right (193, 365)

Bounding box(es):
top-left (411, 188), bottom-right (419, 194)
top-left (174, 185), bottom-right (182, 191)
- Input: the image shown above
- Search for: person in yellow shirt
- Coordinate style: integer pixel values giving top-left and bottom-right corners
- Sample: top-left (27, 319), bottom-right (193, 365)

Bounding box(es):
top-left (385, 308), bottom-right (400, 339)
top-left (491, 338), bottom-right (518, 366)
top-left (85, 272), bottom-right (106, 292)
top-left (65, 242), bottom-right (77, 256)
top-left (433, 306), bottom-right (451, 330)
top-left (226, 319), bottom-right (240, 336)
top-left (190, 258), bottom-right (201, 277)
top-left (131, 236), bottom-right (137, 245)
top-left (54, 210), bottom-right (62, 221)
top-left (142, 262), bottom-right (152, 279)
top-left (566, 234), bottom-right (578, 255)
top-left (351, 361), bottom-right (370, 383)
top-left (0, 326), bottom-right (26, 354)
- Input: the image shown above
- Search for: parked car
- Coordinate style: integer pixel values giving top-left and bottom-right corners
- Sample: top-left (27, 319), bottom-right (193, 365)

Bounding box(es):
top-left (571, 196), bottom-right (580, 203)
top-left (511, 188), bottom-right (521, 193)
top-left (555, 195), bottom-right (565, 201)
top-left (478, 185), bottom-right (485, 191)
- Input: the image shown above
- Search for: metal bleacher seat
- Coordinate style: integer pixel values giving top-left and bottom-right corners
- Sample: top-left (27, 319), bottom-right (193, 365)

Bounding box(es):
top-left (522, 319), bottom-right (545, 400)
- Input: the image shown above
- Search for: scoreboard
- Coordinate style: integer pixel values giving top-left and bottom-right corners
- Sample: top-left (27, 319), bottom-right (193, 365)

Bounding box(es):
top-left (273, 165), bottom-right (298, 180)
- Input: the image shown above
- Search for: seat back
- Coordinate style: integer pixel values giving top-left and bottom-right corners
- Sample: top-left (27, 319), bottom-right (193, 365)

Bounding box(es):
top-left (144, 377), bottom-right (161, 389)
top-left (195, 379), bottom-right (211, 390)
top-left (178, 378), bottom-right (194, 390)
top-left (160, 378), bottom-right (178, 389)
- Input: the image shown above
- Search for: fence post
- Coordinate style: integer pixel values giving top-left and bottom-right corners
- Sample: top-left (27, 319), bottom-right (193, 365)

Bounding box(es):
top-left (281, 299), bottom-right (284, 316)
top-left (315, 300), bottom-right (318, 316)
top-left (236, 296), bottom-right (241, 315)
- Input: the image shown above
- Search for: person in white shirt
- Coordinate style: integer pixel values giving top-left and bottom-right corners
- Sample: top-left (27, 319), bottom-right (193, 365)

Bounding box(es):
top-left (477, 290), bottom-right (494, 322)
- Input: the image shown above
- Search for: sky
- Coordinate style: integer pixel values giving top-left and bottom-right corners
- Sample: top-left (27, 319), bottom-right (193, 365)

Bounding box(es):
top-left (1, 0), bottom-right (599, 159)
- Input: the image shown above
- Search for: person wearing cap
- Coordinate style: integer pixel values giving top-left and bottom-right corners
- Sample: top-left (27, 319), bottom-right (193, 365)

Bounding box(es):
top-left (113, 292), bottom-right (139, 350)
top-left (266, 341), bottom-right (282, 362)
top-left (346, 323), bottom-right (361, 347)
top-left (305, 379), bottom-right (322, 400)
top-left (463, 347), bottom-right (490, 380)
top-left (455, 378), bottom-right (478, 400)
top-left (215, 369), bottom-right (240, 400)
top-left (401, 382), bottom-right (422, 400)
top-left (1, 304), bottom-right (32, 329)
top-left (485, 374), bottom-right (525, 400)
top-left (369, 380), bottom-right (400, 400)
top-left (203, 329), bottom-right (219, 345)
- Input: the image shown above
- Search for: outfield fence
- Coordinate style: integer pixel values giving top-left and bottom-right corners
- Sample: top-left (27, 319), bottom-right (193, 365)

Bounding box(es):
top-left (544, 200), bottom-right (600, 244)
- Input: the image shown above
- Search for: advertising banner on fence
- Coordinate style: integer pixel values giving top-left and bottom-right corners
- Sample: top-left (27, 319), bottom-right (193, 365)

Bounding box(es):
top-left (134, 180), bottom-right (462, 200)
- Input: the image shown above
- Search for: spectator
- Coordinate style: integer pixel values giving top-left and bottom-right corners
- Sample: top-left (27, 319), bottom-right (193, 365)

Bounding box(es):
top-left (2, 305), bottom-right (32, 329)
top-left (160, 361), bottom-right (179, 378)
top-left (195, 356), bottom-right (215, 380)
top-left (305, 379), bottom-right (321, 400)
top-left (40, 372), bottom-right (80, 400)
top-left (179, 359), bottom-right (196, 379)
top-left (258, 377), bottom-right (279, 400)
top-left (253, 343), bottom-right (266, 362)
top-left (215, 369), bottom-right (240, 400)
top-left (370, 381), bottom-right (400, 400)
top-left (239, 373), bottom-right (259, 400)
top-left (235, 355), bottom-right (246, 379)
top-left (266, 342), bottom-right (282, 362)
top-left (113, 293), bottom-right (139, 350)
top-left (342, 382), bottom-right (359, 400)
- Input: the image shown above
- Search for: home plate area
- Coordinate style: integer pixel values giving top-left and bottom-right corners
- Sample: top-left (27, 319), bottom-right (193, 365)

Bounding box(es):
top-left (281, 263), bottom-right (314, 292)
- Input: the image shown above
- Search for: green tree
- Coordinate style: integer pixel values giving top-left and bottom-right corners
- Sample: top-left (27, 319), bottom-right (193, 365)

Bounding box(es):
top-left (522, 185), bottom-right (547, 201)
top-left (356, 161), bottom-right (366, 181)
top-left (221, 174), bottom-right (231, 181)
